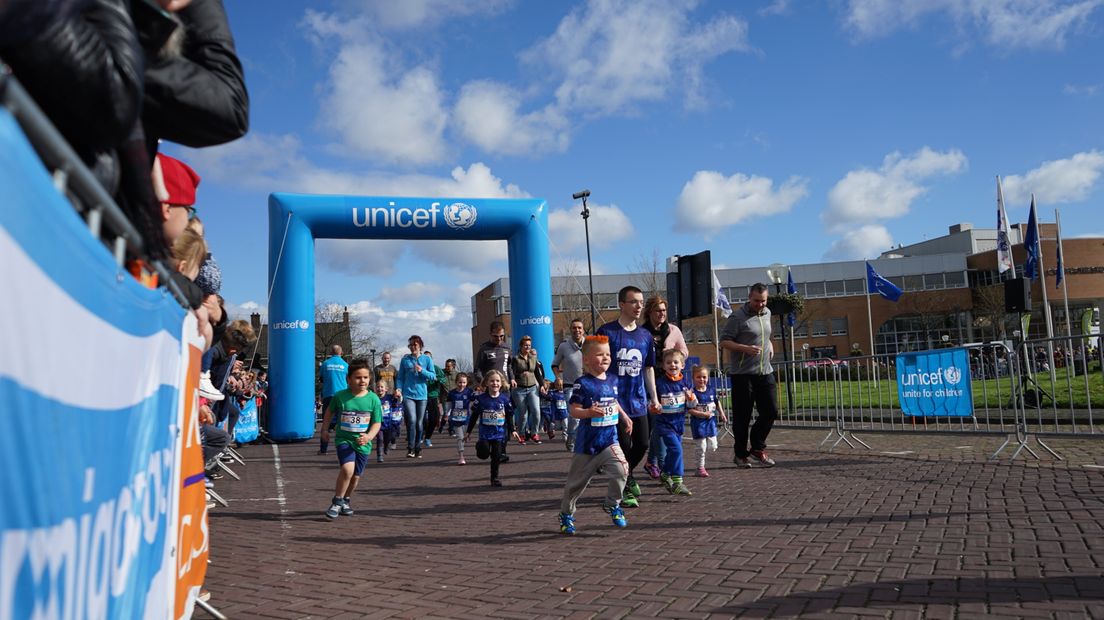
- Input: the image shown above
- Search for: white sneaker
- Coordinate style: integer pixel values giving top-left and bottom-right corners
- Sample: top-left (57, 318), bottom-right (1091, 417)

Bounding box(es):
top-left (199, 371), bottom-right (224, 401)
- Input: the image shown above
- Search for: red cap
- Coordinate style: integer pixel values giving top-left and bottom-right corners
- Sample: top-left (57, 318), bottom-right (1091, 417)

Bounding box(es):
top-left (154, 153), bottom-right (201, 206)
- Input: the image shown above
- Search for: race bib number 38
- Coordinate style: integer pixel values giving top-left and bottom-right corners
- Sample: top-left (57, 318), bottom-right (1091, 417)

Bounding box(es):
top-left (340, 411), bottom-right (371, 433)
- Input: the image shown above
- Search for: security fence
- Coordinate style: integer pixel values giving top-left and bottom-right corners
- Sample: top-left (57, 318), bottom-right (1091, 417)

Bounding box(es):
top-left (714, 337), bottom-right (1102, 462)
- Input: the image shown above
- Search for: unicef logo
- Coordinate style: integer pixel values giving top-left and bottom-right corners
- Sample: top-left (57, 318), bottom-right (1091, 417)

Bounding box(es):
top-left (943, 366), bottom-right (962, 385)
top-left (298, 320), bottom-right (310, 330)
top-left (443, 202), bottom-right (477, 229)
top-left (520, 315), bottom-right (552, 325)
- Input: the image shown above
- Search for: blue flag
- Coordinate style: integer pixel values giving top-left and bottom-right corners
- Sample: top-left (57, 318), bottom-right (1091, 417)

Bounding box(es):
top-left (1024, 195), bottom-right (1039, 280)
top-left (1055, 220), bottom-right (1064, 289)
top-left (786, 268), bottom-right (797, 326)
top-left (866, 262), bottom-right (903, 302)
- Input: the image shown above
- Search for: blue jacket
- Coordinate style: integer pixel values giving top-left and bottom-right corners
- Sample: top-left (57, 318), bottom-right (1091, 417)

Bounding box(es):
top-left (396, 353), bottom-right (436, 400)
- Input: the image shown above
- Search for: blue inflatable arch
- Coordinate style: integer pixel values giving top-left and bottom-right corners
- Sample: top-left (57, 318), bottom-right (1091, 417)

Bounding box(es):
top-left (267, 194), bottom-right (553, 441)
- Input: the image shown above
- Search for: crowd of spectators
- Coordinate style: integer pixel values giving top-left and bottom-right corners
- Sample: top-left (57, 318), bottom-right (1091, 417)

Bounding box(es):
top-left (2, 0), bottom-right (255, 605)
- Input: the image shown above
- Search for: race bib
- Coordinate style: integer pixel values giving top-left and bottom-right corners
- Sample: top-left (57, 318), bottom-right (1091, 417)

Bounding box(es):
top-left (555, 400), bottom-right (567, 411)
top-left (481, 408), bottom-right (505, 426)
top-left (339, 411), bottom-right (371, 433)
top-left (660, 392), bottom-right (686, 415)
top-left (592, 398), bottom-right (619, 427)
top-left (450, 403), bottom-right (469, 423)
top-left (704, 401), bottom-right (716, 415)
top-left (390, 406), bottom-right (403, 422)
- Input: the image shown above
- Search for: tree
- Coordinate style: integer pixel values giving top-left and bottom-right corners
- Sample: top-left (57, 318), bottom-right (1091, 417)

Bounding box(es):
top-left (972, 285), bottom-right (1010, 342)
top-left (630, 249), bottom-right (665, 300)
top-left (314, 301), bottom-right (382, 361)
top-left (555, 260), bottom-right (593, 331)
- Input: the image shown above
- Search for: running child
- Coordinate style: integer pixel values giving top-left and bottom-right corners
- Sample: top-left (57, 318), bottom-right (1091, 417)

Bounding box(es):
top-left (689, 365), bottom-right (728, 477)
top-left (557, 335), bottom-right (633, 535)
top-left (320, 360), bottom-right (382, 519)
top-left (466, 370), bottom-right (518, 487)
top-left (376, 380), bottom-right (400, 463)
top-left (539, 381), bottom-right (554, 439)
top-left (447, 373), bottom-right (475, 465)
top-left (547, 378), bottom-right (568, 440)
top-left (653, 349), bottom-right (695, 496)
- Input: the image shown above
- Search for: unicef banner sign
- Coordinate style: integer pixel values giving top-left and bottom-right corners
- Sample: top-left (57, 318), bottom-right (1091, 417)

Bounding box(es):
top-left (896, 348), bottom-right (974, 417)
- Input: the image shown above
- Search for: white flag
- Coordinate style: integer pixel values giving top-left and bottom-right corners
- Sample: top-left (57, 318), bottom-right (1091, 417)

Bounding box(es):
top-left (712, 271), bottom-right (732, 318)
top-left (996, 175), bottom-right (1014, 274)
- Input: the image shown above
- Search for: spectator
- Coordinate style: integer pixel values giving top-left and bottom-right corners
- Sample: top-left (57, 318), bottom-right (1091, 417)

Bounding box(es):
top-left (510, 336), bottom-right (546, 444)
top-left (423, 350), bottom-right (444, 447)
top-left (373, 351), bottom-right (397, 393)
top-left (317, 345), bottom-right (348, 454)
top-left (552, 318), bottom-right (586, 452)
top-left (720, 283), bottom-right (778, 468)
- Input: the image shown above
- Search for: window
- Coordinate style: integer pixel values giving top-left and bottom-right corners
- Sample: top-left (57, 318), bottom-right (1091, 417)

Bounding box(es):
top-left (471, 297), bottom-right (479, 326)
top-left (903, 275), bottom-right (924, 291)
top-left (825, 280), bottom-right (845, 296)
top-left (845, 278), bottom-right (865, 295)
top-left (923, 273), bottom-right (944, 290)
top-left (831, 317), bottom-right (848, 335)
top-left (811, 319), bottom-right (828, 337)
top-left (945, 271), bottom-right (966, 287)
top-left (794, 322), bottom-right (808, 337)
top-left (495, 297), bottom-right (510, 316)
top-left (805, 281), bottom-right (826, 297)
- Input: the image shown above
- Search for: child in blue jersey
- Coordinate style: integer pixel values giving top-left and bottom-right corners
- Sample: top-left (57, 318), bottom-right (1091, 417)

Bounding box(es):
top-left (466, 370), bottom-right (518, 487)
top-left (447, 373), bottom-right (475, 465)
top-left (319, 360), bottom-right (382, 519)
top-left (539, 380), bottom-right (554, 438)
top-left (689, 365), bottom-right (728, 477)
top-left (375, 381), bottom-right (400, 463)
top-left (557, 336), bottom-right (633, 535)
top-left (654, 349), bottom-right (696, 496)
top-left (547, 378), bottom-right (568, 440)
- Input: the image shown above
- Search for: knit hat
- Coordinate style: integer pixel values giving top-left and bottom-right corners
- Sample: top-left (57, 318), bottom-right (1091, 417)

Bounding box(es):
top-left (153, 153), bottom-right (201, 205)
top-left (195, 254), bottom-right (222, 296)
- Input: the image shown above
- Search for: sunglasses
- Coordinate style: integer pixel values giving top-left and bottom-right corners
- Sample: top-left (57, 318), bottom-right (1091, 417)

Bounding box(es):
top-left (170, 204), bottom-right (198, 221)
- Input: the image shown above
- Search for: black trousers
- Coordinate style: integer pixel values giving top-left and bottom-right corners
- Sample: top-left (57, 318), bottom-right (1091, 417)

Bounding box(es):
top-left (730, 373), bottom-right (779, 458)
top-left (425, 399), bottom-right (440, 440)
top-left (616, 413), bottom-right (650, 475)
top-left (490, 440), bottom-right (503, 481)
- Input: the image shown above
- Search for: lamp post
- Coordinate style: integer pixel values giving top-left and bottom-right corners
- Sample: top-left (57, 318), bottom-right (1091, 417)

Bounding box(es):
top-left (370, 348), bottom-right (376, 368)
top-left (573, 189), bottom-right (597, 332)
top-left (766, 263), bottom-right (794, 415)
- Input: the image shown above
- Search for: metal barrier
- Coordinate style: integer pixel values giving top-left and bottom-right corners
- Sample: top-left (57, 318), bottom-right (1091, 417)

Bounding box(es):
top-left (715, 338), bottom-right (1102, 462)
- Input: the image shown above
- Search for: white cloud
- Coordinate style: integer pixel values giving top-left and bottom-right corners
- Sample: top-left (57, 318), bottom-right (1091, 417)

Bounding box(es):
top-left (675, 170), bottom-right (809, 234)
top-left (226, 300), bottom-right (266, 323)
top-left (547, 202), bottom-right (635, 252)
top-left (823, 147), bottom-right (967, 232)
top-left (824, 224), bottom-right (895, 260)
top-left (1002, 150), bottom-right (1104, 205)
top-left (349, 0), bottom-right (513, 30)
top-left (844, 0), bottom-right (1104, 50)
top-left (1063, 83), bottom-right (1101, 96)
top-left (454, 81), bottom-right (570, 155)
top-left (344, 299), bottom-right (473, 362)
top-left (759, 0), bottom-right (792, 16)
top-left (525, 0), bottom-right (753, 117)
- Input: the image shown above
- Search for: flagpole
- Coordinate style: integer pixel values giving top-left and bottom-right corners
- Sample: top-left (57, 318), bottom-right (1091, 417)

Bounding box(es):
top-left (996, 175), bottom-right (1016, 280)
top-left (865, 262), bottom-right (878, 387)
top-left (711, 271), bottom-right (723, 376)
top-left (1056, 209), bottom-right (1073, 338)
top-left (1030, 195), bottom-right (1057, 384)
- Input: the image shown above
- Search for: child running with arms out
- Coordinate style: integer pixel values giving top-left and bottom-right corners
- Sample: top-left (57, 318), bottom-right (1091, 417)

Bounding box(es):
top-left (320, 360), bottom-right (382, 519)
top-left (557, 336), bottom-right (633, 535)
top-left (545, 378), bottom-right (569, 440)
top-left (447, 373), bottom-right (475, 465)
top-left (653, 349), bottom-right (696, 496)
top-left (376, 380), bottom-right (400, 463)
top-left (466, 370), bottom-right (518, 486)
top-left (689, 365), bottom-right (728, 477)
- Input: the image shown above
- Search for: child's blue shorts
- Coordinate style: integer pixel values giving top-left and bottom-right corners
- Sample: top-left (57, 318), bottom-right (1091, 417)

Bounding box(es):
top-left (336, 443), bottom-right (370, 476)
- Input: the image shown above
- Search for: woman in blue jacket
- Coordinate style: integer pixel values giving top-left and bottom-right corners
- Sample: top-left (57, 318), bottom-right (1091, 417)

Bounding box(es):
top-left (396, 335), bottom-right (436, 458)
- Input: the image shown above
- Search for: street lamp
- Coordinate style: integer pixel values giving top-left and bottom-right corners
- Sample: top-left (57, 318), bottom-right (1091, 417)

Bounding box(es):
top-left (766, 263), bottom-right (793, 414)
top-left (370, 348), bottom-right (376, 368)
top-left (573, 189), bottom-right (597, 332)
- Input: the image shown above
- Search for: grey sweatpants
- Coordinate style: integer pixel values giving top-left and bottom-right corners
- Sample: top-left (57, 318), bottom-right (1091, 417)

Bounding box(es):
top-left (559, 443), bottom-right (629, 515)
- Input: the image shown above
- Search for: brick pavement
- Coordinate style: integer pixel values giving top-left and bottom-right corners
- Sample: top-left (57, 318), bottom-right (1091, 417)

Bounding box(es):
top-left (202, 429), bottom-right (1104, 618)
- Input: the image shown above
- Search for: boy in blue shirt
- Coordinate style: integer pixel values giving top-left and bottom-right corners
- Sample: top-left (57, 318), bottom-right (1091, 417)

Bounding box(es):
top-left (557, 335), bottom-right (634, 535)
top-left (319, 360), bottom-right (382, 519)
top-left (546, 378), bottom-right (568, 440)
top-left (654, 349), bottom-right (696, 496)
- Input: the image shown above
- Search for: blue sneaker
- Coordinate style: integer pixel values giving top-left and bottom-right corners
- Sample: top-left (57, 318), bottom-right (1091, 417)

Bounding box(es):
top-left (558, 513), bottom-right (577, 535)
top-left (423, 438), bottom-right (433, 448)
top-left (606, 505), bottom-right (628, 528)
top-left (325, 497), bottom-right (342, 520)
top-left (339, 497), bottom-right (354, 516)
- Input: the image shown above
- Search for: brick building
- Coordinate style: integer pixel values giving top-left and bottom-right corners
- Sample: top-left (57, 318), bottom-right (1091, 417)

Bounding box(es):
top-left (470, 222), bottom-right (1103, 371)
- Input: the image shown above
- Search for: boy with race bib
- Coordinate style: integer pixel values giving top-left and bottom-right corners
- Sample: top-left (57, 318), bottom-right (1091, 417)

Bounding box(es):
top-left (557, 335), bottom-right (634, 535)
top-left (319, 360), bottom-right (382, 519)
top-left (447, 373), bottom-right (475, 465)
top-left (376, 380), bottom-right (401, 463)
top-left (653, 349), bottom-right (696, 496)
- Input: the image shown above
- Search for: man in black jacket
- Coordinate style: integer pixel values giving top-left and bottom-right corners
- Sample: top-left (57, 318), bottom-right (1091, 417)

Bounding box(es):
top-left (473, 321), bottom-right (515, 459)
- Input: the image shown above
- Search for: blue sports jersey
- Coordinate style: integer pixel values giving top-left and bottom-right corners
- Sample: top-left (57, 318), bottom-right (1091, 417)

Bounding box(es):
top-left (471, 392), bottom-right (513, 442)
top-left (447, 387), bottom-right (474, 425)
top-left (549, 389), bottom-right (568, 420)
top-left (540, 394), bottom-right (553, 421)
top-left (570, 374), bottom-right (621, 455)
top-left (319, 355), bottom-right (348, 398)
top-left (654, 372), bottom-right (694, 435)
top-left (689, 385), bottom-right (720, 439)
top-left (596, 320), bottom-right (655, 418)
top-left (379, 394), bottom-right (400, 429)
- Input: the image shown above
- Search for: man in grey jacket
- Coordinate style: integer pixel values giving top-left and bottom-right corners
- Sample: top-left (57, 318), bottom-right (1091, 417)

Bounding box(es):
top-left (719, 283), bottom-right (777, 468)
top-left (551, 318), bottom-right (586, 451)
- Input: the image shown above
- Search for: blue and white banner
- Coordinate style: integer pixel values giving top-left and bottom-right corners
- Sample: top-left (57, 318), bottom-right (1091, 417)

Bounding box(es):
top-left (0, 109), bottom-right (188, 618)
top-left (235, 398), bottom-right (259, 444)
top-left (896, 347), bottom-right (974, 417)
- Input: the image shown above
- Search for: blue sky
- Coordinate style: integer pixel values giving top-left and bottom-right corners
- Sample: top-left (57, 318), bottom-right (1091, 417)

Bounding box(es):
top-left (173, 0), bottom-right (1104, 361)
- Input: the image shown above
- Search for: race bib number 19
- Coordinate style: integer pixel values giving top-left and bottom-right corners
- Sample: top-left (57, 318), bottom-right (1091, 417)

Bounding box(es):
top-left (592, 399), bottom-right (618, 427)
